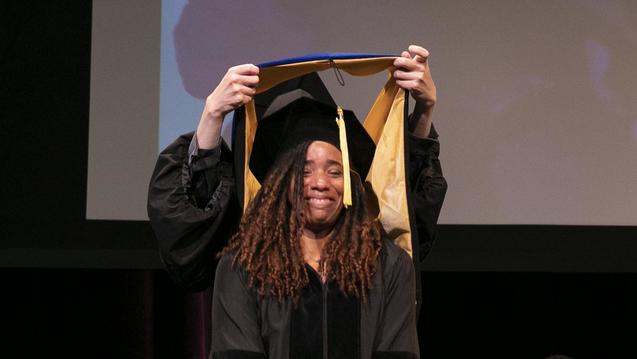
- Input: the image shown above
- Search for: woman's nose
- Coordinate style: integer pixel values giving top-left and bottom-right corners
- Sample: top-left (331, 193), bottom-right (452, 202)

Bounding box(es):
top-left (308, 174), bottom-right (329, 191)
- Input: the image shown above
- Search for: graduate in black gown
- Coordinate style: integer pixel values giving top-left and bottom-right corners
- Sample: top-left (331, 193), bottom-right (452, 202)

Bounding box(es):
top-left (148, 46), bottom-right (447, 359)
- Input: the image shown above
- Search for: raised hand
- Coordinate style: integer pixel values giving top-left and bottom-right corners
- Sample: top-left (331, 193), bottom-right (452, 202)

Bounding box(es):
top-left (196, 64), bottom-right (260, 149)
top-left (393, 45), bottom-right (436, 137)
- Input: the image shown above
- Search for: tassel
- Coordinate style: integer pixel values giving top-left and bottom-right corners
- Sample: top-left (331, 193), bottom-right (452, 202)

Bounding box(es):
top-left (336, 106), bottom-right (352, 208)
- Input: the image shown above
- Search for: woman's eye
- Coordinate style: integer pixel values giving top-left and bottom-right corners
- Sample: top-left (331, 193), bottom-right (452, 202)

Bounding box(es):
top-left (328, 169), bottom-right (343, 176)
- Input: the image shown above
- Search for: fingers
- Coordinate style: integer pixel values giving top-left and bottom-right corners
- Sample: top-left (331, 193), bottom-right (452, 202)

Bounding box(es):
top-left (204, 64), bottom-right (261, 119)
top-left (394, 79), bottom-right (421, 91)
top-left (392, 69), bottom-right (422, 81)
top-left (228, 64), bottom-right (260, 76)
top-left (393, 56), bottom-right (420, 71)
top-left (394, 45), bottom-right (430, 69)
top-left (226, 64), bottom-right (259, 87)
top-left (231, 93), bottom-right (255, 107)
top-left (226, 81), bottom-right (256, 107)
top-left (407, 45), bottom-right (430, 62)
top-left (393, 58), bottom-right (425, 80)
top-left (393, 55), bottom-right (425, 71)
top-left (237, 83), bottom-right (256, 97)
top-left (231, 74), bottom-right (259, 88)
top-left (392, 45), bottom-right (436, 107)
top-left (220, 64), bottom-right (259, 109)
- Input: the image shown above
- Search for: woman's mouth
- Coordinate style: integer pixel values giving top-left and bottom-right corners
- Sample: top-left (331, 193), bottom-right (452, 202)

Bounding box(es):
top-left (307, 197), bottom-right (334, 207)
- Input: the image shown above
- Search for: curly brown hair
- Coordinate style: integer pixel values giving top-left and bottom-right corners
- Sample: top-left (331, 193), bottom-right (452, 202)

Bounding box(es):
top-left (219, 140), bottom-right (382, 302)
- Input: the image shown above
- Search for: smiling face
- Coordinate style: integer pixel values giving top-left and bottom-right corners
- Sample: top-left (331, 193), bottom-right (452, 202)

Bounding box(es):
top-left (302, 141), bottom-right (344, 237)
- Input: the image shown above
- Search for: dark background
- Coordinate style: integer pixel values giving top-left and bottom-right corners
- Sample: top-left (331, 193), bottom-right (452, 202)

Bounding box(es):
top-left (2, 2), bottom-right (636, 358)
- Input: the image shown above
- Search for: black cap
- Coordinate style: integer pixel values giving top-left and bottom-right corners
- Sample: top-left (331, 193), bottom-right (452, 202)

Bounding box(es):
top-left (249, 94), bottom-right (376, 184)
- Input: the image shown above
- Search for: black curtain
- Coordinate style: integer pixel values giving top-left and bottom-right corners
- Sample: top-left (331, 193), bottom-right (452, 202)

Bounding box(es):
top-left (3, 269), bottom-right (637, 358)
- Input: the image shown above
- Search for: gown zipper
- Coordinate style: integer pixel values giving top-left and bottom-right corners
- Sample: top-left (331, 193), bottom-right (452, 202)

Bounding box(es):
top-left (322, 280), bottom-right (328, 359)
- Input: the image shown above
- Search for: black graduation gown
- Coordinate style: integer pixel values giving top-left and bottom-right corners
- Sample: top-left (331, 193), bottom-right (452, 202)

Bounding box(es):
top-left (147, 130), bottom-right (446, 292)
top-left (211, 239), bottom-right (419, 359)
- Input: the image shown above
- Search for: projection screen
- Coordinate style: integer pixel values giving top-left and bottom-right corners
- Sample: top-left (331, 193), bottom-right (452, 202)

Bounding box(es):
top-left (87, 0), bottom-right (637, 226)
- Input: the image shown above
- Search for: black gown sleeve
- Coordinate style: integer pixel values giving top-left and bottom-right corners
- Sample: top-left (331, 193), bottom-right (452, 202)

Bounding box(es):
top-left (147, 132), bottom-right (241, 290)
top-left (373, 244), bottom-right (420, 359)
top-left (407, 125), bottom-right (448, 264)
top-left (210, 255), bottom-right (266, 359)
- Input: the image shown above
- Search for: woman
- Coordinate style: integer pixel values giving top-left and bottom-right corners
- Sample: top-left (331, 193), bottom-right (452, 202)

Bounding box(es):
top-left (210, 95), bottom-right (421, 359)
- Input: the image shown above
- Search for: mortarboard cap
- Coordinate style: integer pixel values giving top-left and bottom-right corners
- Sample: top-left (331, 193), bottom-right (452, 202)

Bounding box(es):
top-left (250, 95), bottom-right (376, 192)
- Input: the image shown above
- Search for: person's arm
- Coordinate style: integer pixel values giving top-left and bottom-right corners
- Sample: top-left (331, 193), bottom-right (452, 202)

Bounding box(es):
top-left (196, 64), bottom-right (259, 149)
top-left (147, 64), bottom-right (259, 290)
top-left (394, 45), bottom-right (447, 262)
top-left (210, 255), bottom-right (266, 359)
top-left (407, 128), bottom-right (447, 263)
top-left (393, 45), bottom-right (436, 139)
top-left (147, 132), bottom-right (240, 290)
top-left (373, 244), bottom-right (420, 359)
